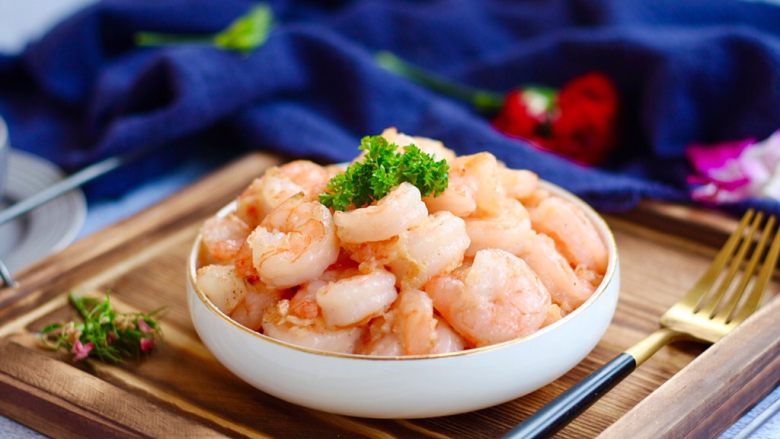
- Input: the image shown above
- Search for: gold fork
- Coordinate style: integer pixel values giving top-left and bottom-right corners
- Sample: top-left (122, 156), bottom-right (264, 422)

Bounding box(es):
top-left (504, 209), bottom-right (780, 439)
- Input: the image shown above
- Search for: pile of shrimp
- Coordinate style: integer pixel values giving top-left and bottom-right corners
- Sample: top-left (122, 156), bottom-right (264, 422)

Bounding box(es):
top-left (196, 128), bottom-right (608, 356)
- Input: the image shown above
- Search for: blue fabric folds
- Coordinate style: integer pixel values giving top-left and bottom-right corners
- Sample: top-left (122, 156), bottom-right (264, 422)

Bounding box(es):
top-left (2, 0), bottom-right (780, 213)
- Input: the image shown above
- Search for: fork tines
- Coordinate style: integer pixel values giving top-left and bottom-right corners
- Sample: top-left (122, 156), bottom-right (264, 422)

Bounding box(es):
top-left (692, 209), bottom-right (780, 325)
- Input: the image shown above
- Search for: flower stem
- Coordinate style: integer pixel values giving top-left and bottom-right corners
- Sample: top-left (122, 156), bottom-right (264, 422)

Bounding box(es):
top-left (136, 32), bottom-right (215, 47)
top-left (376, 51), bottom-right (505, 113)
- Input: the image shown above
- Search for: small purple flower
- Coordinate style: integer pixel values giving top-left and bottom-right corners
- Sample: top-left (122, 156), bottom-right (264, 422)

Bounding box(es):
top-left (140, 338), bottom-right (155, 353)
top-left (72, 340), bottom-right (94, 361)
top-left (137, 319), bottom-right (152, 334)
top-left (686, 131), bottom-right (780, 203)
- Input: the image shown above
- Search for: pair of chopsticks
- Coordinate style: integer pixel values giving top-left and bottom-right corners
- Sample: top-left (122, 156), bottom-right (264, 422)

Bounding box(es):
top-left (0, 149), bottom-right (148, 287)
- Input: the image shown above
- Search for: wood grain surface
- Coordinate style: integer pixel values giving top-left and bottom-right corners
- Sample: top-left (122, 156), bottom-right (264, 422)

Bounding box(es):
top-left (0, 153), bottom-right (777, 438)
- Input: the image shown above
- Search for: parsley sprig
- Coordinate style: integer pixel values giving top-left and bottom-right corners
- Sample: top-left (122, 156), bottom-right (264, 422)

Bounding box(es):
top-left (320, 135), bottom-right (449, 211)
top-left (40, 292), bottom-right (163, 363)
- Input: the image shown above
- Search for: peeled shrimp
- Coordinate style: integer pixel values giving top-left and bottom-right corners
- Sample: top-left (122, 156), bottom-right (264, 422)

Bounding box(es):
top-left (423, 172), bottom-right (478, 218)
top-left (357, 314), bottom-right (402, 356)
top-left (234, 240), bottom-right (260, 285)
top-left (230, 285), bottom-right (286, 331)
top-left (247, 195), bottom-right (339, 289)
top-left (393, 289), bottom-right (438, 355)
top-left (201, 214), bottom-right (250, 263)
top-left (381, 127), bottom-right (457, 163)
top-left (196, 264), bottom-right (250, 314)
top-left (500, 167), bottom-right (538, 200)
top-left (432, 317), bottom-right (466, 354)
top-left (457, 153), bottom-right (503, 216)
top-left (359, 211), bottom-right (470, 289)
top-left (392, 212), bottom-right (470, 289)
top-left (423, 153), bottom-right (502, 217)
top-left (425, 249), bottom-right (551, 347)
top-left (522, 189), bottom-right (550, 209)
top-left (316, 269), bottom-right (397, 327)
top-left (262, 300), bottom-right (363, 354)
top-left (289, 280), bottom-right (325, 320)
top-left (464, 198), bottom-right (531, 257)
top-left (542, 304), bottom-right (563, 328)
top-left (517, 231), bottom-right (595, 312)
top-left (334, 182), bottom-right (428, 243)
top-left (530, 196), bottom-right (608, 273)
top-left (237, 161), bottom-right (329, 227)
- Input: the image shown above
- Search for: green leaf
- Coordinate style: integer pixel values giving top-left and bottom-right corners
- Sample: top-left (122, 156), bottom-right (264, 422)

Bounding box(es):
top-left (214, 5), bottom-right (273, 53)
top-left (319, 135), bottom-right (449, 211)
top-left (136, 4), bottom-right (273, 54)
top-left (40, 323), bottom-right (62, 334)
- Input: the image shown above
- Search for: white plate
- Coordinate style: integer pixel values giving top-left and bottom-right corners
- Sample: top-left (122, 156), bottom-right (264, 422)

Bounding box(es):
top-left (0, 150), bottom-right (86, 274)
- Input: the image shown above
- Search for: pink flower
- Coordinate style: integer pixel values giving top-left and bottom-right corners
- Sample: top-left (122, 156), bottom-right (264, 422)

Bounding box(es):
top-left (71, 340), bottom-right (94, 361)
top-left (686, 131), bottom-right (780, 203)
top-left (137, 319), bottom-right (152, 333)
top-left (140, 338), bottom-right (155, 353)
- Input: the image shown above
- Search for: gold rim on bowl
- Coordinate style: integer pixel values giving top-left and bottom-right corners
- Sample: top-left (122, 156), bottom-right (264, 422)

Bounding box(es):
top-left (188, 180), bottom-right (618, 361)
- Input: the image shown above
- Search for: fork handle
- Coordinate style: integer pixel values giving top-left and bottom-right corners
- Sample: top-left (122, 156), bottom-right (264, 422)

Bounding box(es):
top-left (503, 328), bottom-right (679, 439)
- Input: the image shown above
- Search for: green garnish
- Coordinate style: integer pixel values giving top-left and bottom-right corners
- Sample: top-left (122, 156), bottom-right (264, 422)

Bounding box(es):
top-left (320, 135), bottom-right (449, 211)
top-left (136, 4), bottom-right (273, 53)
top-left (40, 292), bottom-right (163, 363)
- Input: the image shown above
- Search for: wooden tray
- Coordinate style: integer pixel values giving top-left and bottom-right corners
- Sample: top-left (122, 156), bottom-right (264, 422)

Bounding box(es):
top-left (1, 153), bottom-right (778, 438)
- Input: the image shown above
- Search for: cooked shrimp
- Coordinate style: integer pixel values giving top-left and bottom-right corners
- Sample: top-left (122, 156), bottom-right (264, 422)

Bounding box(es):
top-left (236, 161), bottom-right (329, 227)
top-left (432, 317), bottom-right (467, 354)
top-left (247, 195), bottom-right (339, 289)
top-left (230, 285), bottom-right (286, 331)
top-left (280, 160), bottom-right (330, 195)
top-left (425, 249), bottom-right (551, 347)
top-left (517, 231), bottom-right (595, 312)
top-left (530, 196), bottom-right (608, 273)
top-left (390, 212), bottom-right (470, 289)
top-left (334, 182), bottom-right (428, 243)
top-left (236, 176), bottom-right (300, 228)
top-left (464, 198), bottom-right (531, 257)
top-left (424, 153), bottom-right (502, 217)
top-left (234, 239), bottom-right (260, 284)
top-left (316, 269), bottom-right (397, 327)
top-left (262, 300), bottom-right (363, 354)
top-left (521, 189), bottom-right (550, 209)
top-left (423, 172), bottom-right (478, 218)
top-left (344, 211), bottom-right (470, 289)
top-left (576, 265), bottom-right (604, 289)
top-left (458, 153), bottom-right (503, 216)
top-left (393, 289), bottom-right (437, 355)
top-left (500, 167), bottom-right (538, 200)
top-left (201, 214), bottom-right (251, 263)
top-left (381, 127), bottom-right (457, 163)
top-left (357, 314), bottom-right (402, 356)
top-left (289, 280), bottom-right (325, 320)
top-left (196, 264), bottom-right (249, 314)
top-left (542, 304), bottom-right (563, 328)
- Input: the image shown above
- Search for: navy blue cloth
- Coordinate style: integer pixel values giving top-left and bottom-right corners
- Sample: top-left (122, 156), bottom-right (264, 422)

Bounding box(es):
top-left (2, 0), bottom-right (780, 213)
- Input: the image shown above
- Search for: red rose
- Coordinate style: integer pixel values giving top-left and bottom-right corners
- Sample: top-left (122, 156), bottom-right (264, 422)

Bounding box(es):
top-left (490, 73), bottom-right (618, 165)
top-left (551, 73), bottom-right (618, 164)
top-left (492, 90), bottom-right (543, 139)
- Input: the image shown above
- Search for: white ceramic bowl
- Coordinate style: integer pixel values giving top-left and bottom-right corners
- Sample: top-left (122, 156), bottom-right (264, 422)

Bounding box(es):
top-left (187, 181), bottom-right (620, 418)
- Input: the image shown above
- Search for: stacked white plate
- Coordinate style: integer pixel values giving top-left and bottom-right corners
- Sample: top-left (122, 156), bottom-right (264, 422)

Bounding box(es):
top-left (0, 150), bottom-right (86, 274)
